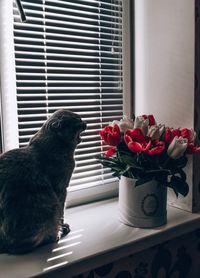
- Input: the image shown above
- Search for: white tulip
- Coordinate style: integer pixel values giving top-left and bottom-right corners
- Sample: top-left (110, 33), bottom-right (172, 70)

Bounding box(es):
top-left (147, 125), bottom-right (160, 140)
top-left (112, 116), bottom-right (134, 132)
top-left (134, 116), bottom-right (149, 135)
top-left (167, 136), bottom-right (188, 159)
top-left (158, 124), bottom-right (165, 137)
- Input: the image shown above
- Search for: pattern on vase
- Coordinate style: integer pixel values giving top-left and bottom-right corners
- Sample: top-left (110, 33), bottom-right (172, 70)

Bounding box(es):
top-left (141, 194), bottom-right (159, 216)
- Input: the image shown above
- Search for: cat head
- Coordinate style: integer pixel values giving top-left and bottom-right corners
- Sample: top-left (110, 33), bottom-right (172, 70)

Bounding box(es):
top-left (30, 110), bottom-right (87, 147)
top-left (45, 109), bottom-right (87, 145)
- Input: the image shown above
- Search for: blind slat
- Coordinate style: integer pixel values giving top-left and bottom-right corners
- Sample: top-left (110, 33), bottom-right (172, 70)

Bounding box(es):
top-left (21, 0), bottom-right (122, 13)
top-left (14, 22), bottom-right (122, 34)
top-left (15, 44), bottom-right (122, 55)
top-left (14, 17), bottom-right (122, 32)
top-left (15, 52), bottom-right (122, 60)
top-left (14, 13), bottom-right (122, 27)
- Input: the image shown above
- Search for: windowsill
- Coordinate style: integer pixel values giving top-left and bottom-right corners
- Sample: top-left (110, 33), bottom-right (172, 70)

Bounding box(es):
top-left (1, 198), bottom-right (200, 278)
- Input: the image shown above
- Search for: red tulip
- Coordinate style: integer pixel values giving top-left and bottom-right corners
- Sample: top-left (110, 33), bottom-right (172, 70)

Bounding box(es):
top-left (171, 128), bottom-right (181, 138)
top-left (164, 128), bottom-right (173, 143)
top-left (100, 124), bottom-right (121, 146)
top-left (181, 128), bottom-right (191, 140)
top-left (124, 128), bottom-right (151, 153)
top-left (125, 128), bottom-right (145, 143)
top-left (126, 140), bottom-right (152, 153)
top-left (186, 143), bottom-right (200, 153)
top-left (147, 140), bottom-right (165, 155)
top-left (142, 114), bottom-right (156, 126)
top-left (164, 128), bottom-right (181, 144)
top-left (181, 128), bottom-right (196, 143)
top-left (104, 147), bottom-right (116, 157)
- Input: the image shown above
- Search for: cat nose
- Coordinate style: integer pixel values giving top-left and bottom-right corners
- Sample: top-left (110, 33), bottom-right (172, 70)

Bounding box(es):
top-left (81, 122), bottom-right (87, 131)
top-left (75, 121), bottom-right (87, 131)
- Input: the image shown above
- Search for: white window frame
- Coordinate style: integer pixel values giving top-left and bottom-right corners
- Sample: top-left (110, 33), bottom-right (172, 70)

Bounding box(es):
top-left (0, 0), bottom-right (133, 207)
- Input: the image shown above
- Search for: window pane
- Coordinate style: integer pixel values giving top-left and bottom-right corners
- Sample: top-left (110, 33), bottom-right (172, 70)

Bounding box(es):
top-left (13, 0), bottom-right (123, 190)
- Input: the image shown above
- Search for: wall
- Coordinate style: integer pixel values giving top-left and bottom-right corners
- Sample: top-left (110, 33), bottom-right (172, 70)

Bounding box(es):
top-left (134, 0), bottom-right (198, 212)
top-left (134, 0), bottom-right (194, 127)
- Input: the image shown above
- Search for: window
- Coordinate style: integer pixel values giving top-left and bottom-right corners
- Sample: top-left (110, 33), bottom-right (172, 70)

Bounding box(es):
top-left (0, 0), bottom-right (132, 205)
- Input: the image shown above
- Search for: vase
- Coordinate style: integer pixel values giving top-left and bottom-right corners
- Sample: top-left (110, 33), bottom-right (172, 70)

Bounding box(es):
top-left (119, 176), bottom-right (167, 228)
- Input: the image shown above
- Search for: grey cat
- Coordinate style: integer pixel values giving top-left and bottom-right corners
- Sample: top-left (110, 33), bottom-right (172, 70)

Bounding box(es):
top-left (0, 109), bottom-right (86, 254)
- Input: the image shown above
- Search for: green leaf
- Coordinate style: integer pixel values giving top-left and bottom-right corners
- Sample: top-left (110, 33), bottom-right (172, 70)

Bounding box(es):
top-left (99, 161), bottom-right (118, 168)
top-left (172, 187), bottom-right (179, 198)
top-left (96, 155), bottom-right (118, 164)
top-left (119, 166), bottom-right (131, 176)
top-left (146, 169), bottom-right (170, 182)
top-left (145, 169), bottom-right (171, 175)
top-left (177, 169), bottom-right (187, 182)
top-left (112, 172), bottom-right (121, 178)
top-left (169, 176), bottom-right (189, 197)
top-left (120, 154), bottom-right (141, 168)
top-left (175, 156), bottom-right (188, 168)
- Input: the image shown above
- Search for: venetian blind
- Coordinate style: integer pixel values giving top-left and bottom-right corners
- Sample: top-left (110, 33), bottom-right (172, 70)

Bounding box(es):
top-left (13, 0), bottom-right (123, 190)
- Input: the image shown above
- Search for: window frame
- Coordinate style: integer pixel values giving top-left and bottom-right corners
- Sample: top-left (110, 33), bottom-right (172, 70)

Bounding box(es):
top-left (0, 0), bottom-right (133, 207)
top-left (67, 0), bottom-right (133, 207)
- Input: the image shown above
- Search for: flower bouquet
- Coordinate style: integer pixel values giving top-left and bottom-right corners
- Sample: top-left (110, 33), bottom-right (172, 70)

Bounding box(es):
top-left (97, 114), bottom-right (200, 198)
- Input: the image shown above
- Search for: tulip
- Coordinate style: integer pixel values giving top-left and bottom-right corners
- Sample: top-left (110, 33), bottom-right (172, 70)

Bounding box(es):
top-left (134, 116), bottom-right (149, 135)
top-left (124, 128), bottom-right (151, 153)
top-left (104, 147), bottom-right (116, 157)
top-left (164, 128), bottom-right (173, 143)
top-left (164, 128), bottom-right (181, 144)
top-left (158, 124), bottom-right (165, 137)
top-left (167, 136), bottom-right (188, 159)
top-left (147, 125), bottom-right (160, 140)
top-left (112, 116), bottom-right (134, 132)
top-left (142, 114), bottom-right (156, 126)
top-left (186, 143), bottom-right (200, 153)
top-left (147, 140), bottom-right (165, 155)
top-left (171, 128), bottom-right (181, 138)
top-left (125, 128), bottom-right (145, 142)
top-left (181, 128), bottom-right (196, 143)
top-left (100, 124), bottom-right (121, 146)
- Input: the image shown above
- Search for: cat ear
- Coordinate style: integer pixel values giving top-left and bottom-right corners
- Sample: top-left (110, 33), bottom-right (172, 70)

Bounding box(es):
top-left (51, 120), bottom-right (61, 130)
top-left (46, 114), bottom-right (71, 132)
top-left (46, 118), bottom-right (62, 132)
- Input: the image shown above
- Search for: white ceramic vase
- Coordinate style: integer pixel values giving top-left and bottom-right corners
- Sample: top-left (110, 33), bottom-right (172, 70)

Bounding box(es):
top-left (119, 176), bottom-right (167, 228)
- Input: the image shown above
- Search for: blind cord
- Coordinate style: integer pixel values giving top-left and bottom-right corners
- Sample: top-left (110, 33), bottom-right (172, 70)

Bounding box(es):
top-left (15, 0), bottom-right (26, 22)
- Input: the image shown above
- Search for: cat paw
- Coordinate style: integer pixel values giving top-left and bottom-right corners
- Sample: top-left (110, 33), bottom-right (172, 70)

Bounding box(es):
top-left (56, 230), bottom-right (62, 242)
top-left (61, 223), bottom-right (70, 237)
top-left (56, 223), bottom-right (70, 241)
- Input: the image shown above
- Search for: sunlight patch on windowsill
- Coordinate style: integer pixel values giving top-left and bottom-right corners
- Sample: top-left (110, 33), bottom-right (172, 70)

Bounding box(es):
top-left (47, 251), bottom-right (73, 262)
top-left (58, 234), bottom-right (82, 244)
top-left (52, 241), bottom-right (81, 253)
top-left (43, 261), bottom-right (69, 272)
top-left (44, 229), bottom-right (84, 272)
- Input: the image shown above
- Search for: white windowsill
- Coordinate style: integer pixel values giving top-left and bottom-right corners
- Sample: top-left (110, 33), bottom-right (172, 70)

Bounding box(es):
top-left (1, 198), bottom-right (200, 278)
